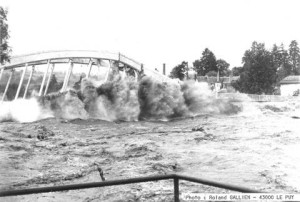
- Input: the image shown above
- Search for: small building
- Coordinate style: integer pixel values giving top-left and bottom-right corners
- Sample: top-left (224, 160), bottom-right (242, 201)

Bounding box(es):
top-left (280, 75), bottom-right (300, 96)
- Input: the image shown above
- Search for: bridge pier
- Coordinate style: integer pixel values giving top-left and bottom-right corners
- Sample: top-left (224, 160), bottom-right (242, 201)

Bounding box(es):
top-left (1, 69), bottom-right (14, 102)
top-left (44, 63), bottom-right (55, 95)
top-left (61, 60), bottom-right (73, 92)
top-left (86, 59), bottom-right (93, 78)
top-left (23, 66), bottom-right (35, 99)
top-left (61, 60), bottom-right (71, 92)
top-left (39, 60), bottom-right (51, 96)
top-left (96, 59), bottom-right (103, 80)
top-left (15, 64), bottom-right (28, 100)
top-left (104, 60), bottom-right (112, 82)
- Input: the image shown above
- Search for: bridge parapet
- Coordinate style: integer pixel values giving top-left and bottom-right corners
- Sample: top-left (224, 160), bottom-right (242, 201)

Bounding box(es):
top-left (2, 50), bottom-right (120, 70)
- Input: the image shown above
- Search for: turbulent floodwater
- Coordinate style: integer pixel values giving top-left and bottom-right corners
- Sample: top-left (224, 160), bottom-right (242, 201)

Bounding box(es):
top-left (0, 76), bottom-right (299, 201)
top-left (0, 101), bottom-right (299, 201)
top-left (0, 75), bottom-right (242, 123)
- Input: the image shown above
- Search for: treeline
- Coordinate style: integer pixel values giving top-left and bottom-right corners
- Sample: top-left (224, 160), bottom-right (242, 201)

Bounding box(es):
top-left (170, 48), bottom-right (231, 80)
top-left (170, 40), bottom-right (300, 95)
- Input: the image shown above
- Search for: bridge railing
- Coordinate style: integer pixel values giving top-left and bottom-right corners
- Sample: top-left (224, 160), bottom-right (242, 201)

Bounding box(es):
top-left (118, 53), bottom-right (141, 71)
top-left (0, 174), bottom-right (261, 201)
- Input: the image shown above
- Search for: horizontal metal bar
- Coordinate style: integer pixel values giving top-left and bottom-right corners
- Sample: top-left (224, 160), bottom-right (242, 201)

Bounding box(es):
top-left (176, 174), bottom-right (262, 193)
top-left (0, 174), bottom-right (262, 197)
top-left (0, 174), bottom-right (175, 197)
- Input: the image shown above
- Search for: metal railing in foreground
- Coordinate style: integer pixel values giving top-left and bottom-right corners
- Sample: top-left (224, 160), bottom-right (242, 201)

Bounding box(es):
top-left (0, 174), bottom-right (262, 202)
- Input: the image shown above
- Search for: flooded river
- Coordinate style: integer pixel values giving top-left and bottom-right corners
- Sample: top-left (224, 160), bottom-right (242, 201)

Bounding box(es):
top-left (0, 100), bottom-right (299, 201)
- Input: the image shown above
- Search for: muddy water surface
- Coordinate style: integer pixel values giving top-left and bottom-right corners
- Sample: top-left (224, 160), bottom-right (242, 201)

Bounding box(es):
top-left (0, 102), bottom-right (299, 201)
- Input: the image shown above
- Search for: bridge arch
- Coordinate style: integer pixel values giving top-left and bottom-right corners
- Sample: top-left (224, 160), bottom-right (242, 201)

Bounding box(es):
top-left (0, 50), bottom-right (169, 101)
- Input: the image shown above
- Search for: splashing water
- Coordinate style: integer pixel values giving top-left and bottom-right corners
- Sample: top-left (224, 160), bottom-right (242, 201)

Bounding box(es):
top-left (0, 76), bottom-right (243, 123)
top-left (93, 75), bottom-right (140, 121)
top-left (138, 77), bottom-right (189, 120)
top-left (0, 98), bottom-right (53, 122)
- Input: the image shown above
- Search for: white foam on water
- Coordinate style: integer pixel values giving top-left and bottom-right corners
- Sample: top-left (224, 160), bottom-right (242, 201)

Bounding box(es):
top-left (0, 98), bottom-right (53, 123)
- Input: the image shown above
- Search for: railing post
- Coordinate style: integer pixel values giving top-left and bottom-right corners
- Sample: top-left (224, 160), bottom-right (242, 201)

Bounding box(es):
top-left (174, 177), bottom-right (179, 202)
top-left (2, 69), bottom-right (14, 102)
top-left (23, 66), bottom-right (35, 99)
top-left (15, 64), bottom-right (28, 100)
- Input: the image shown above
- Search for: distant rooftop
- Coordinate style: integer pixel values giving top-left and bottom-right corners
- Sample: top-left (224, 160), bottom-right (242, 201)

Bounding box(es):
top-left (280, 75), bottom-right (300, 84)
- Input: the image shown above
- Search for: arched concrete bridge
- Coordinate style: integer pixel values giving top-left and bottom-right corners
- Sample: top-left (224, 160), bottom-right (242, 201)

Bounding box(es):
top-left (0, 50), bottom-right (169, 101)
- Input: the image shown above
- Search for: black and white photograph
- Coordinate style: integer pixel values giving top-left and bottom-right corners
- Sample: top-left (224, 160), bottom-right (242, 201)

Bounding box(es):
top-left (0, 0), bottom-right (300, 201)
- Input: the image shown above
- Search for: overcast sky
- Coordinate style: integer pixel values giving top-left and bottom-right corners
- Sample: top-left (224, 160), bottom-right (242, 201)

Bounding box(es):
top-left (1, 0), bottom-right (300, 72)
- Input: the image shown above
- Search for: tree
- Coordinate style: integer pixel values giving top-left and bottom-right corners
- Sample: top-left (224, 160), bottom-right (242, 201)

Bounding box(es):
top-left (231, 66), bottom-right (243, 76)
top-left (192, 59), bottom-right (204, 76)
top-left (0, 7), bottom-right (11, 64)
top-left (272, 44), bottom-right (288, 68)
top-left (206, 71), bottom-right (218, 77)
top-left (288, 40), bottom-right (300, 75)
top-left (169, 61), bottom-right (188, 80)
top-left (232, 42), bottom-right (277, 94)
top-left (272, 43), bottom-right (292, 83)
top-left (216, 59), bottom-right (230, 76)
top-left (193, 48), bottom-right (217, 76)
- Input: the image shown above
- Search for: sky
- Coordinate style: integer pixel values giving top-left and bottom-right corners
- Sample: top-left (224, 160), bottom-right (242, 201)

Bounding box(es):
top-left (1, 0), bottom-right (300, 73)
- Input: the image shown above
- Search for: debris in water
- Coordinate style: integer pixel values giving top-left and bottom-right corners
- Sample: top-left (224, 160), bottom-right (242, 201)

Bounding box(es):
top-left (35, 125), bottom-right (55, 140)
